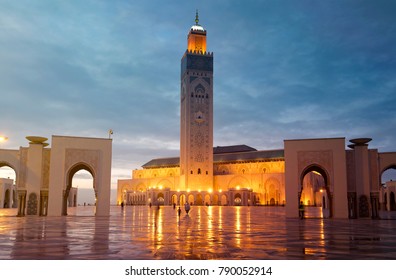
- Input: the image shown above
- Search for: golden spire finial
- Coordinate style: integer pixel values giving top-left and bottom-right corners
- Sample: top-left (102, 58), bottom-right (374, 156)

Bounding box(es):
top-left (195, 9), bottom-right (199, 25)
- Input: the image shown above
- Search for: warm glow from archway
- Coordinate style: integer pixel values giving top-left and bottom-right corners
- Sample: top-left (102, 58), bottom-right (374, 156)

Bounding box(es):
top-left (0, 166), bottom-right (16, 184)
top-left (71, 169), bottom-right (94, 206)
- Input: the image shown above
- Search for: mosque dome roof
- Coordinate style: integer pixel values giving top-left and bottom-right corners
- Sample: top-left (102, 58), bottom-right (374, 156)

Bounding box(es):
top-left (191, 24), bottom-right (205, 32)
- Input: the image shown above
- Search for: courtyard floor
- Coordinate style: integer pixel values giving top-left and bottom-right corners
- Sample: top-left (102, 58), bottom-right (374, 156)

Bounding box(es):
top-left (0, 205), bottom-right (396, 260)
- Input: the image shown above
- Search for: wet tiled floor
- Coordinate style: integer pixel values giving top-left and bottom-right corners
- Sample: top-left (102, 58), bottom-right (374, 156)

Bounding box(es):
top-left (0, 206), bottom-right (396, 260)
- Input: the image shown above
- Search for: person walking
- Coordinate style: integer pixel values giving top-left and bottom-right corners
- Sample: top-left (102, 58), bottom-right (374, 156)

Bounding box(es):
top-left (184, 202), bottom-right (191, 214)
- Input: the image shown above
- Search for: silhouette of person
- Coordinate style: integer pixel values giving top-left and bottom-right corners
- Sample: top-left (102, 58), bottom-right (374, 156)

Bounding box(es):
top-left (184, 202), bottom-right (190, 214)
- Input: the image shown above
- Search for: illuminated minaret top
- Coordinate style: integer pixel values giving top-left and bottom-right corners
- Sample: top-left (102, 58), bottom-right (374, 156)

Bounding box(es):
top-left (187, 10), bottom-right (207, 53)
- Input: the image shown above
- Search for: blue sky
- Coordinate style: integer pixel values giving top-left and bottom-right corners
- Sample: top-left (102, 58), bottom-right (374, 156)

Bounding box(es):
top-left (1, 0), bottom-right (396, 202)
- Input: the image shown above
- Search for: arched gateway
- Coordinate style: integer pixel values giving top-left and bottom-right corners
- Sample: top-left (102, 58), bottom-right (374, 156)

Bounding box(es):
top-left (0, 135), bottom-right (112, 216)
top-left (284, 138), bottom-right (349, 218)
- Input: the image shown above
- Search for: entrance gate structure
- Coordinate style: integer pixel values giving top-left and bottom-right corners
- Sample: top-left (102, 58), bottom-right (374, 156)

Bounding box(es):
top-left (0, 135), bottom-right (112, 216)
top-left (284, 138), bottom-right (349, 219)
top-left (285, 137), bottom-right (396, 219)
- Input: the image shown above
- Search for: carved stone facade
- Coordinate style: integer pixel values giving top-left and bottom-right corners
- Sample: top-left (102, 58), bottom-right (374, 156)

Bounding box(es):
top-left (297, 150), bottom-right (333, 190)
top-left (0, 135), bottom-right (112, 217)
top-left (65, 149), bottom-right (100, 175)
top-left (118, 155), bottom-right (286, 207)
top-left (41, 149), bottom-right (51, 190)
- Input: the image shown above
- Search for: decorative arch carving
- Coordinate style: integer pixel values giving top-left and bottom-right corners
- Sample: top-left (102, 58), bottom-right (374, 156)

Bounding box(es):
top-left (259, 163), bottom-right (271, 174)
top-left (298, 151), bottom-right (333, 191)
top-left (157, 179), bottom-right (174, 189)
top-left (238, 165), bottom-right (249, 174)
top-left (228, 175), bottom-right (250, 189)
top-left (194, 83), bottom-right (205, 93)
top-left (27, 192), bottom-right (38, 215)
top-left (65, 149), bottom-right (100, 178)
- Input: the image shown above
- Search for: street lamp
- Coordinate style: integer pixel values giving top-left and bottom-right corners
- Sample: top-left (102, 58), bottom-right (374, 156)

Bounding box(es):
top-left (0, 136), bottom-right (8, 148)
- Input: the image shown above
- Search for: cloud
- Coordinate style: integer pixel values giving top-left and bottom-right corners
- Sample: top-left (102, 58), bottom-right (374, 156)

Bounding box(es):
top-left (1, 0), bottom-right (396, 190)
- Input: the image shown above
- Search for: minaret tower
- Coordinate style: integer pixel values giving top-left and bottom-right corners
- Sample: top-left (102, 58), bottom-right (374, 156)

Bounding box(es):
top-left (180, 11), bottom-right (214, 191)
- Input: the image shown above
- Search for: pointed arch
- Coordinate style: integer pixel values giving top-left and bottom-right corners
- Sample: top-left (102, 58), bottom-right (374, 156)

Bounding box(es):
top-left (63, 162), bottom-right (96, 216)
top-left (300, 164), bottom-right (332, 218)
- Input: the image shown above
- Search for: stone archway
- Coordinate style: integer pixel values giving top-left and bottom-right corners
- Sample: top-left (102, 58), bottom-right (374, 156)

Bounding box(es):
top-left (300, 165), bottom-right (332, 218)
top-left (188, 194), bottom-right (194, 205)
top-left (221, 194), bottom-right (228, 206)
top-left (196, 193), bottom-right (203, 205)
top-left (234, 193), bottom-right (242, 205)
top-left (204, 194), bottom-right (211, 205)
top-left (156, 192), bottom-right (165, 205)
top-left (63, 162), bottom-right (96, 216)
top-left (285, 138), bottom-right (348, 218)
top-left (171, 194), bottom-right (178, 205)
top-left (1, 135), bottom-right (112, 217)
top-left (48, 136), bottom-right (112, 216)
top-left (264, 177), bottom-right (281, 206)
top-left (179, 194), bottom-right (186, 206)
top-left (213, 194), bottom-right (219, 205)
top-left (0, 161), bottom-right (18, 212)
top-left (379, 161), bottom-right (396, 212)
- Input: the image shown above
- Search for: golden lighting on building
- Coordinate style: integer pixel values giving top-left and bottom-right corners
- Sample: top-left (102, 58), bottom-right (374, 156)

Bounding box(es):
top-left (187, 11), bottom-right (207, 53)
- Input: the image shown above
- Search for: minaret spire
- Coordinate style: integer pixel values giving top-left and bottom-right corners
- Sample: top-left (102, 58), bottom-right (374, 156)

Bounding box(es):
top-left (195, 9), bottom-right (199, 25)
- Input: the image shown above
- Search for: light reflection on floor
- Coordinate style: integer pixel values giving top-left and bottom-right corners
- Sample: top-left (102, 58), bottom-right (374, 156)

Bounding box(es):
top-left (0, 205), bottom-right (396, 259)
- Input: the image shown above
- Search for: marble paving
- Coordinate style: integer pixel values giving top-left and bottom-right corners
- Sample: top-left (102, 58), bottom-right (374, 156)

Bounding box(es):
top-left (0, 205), bottom-right (396, 260)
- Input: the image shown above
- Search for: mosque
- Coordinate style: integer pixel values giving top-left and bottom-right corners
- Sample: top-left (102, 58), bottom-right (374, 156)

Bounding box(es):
top-left (1, 14), bottom-right (393, 219)
top-left (117, 14), bottom-right (396, 219)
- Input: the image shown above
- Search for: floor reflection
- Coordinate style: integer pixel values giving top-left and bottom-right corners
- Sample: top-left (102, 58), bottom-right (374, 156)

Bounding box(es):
top-left (1, 206), bottom-right (396, 259)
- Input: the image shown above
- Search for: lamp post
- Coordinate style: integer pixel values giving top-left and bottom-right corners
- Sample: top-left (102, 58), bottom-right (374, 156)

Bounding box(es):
top-left (0, 135), bottom-right (8, 148)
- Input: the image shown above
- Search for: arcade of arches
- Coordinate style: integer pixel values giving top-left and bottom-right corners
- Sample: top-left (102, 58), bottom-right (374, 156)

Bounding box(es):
top-left (0, 135), bottom-right (112, 216)
top-left (118, 138), bottom-right (396, 219)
